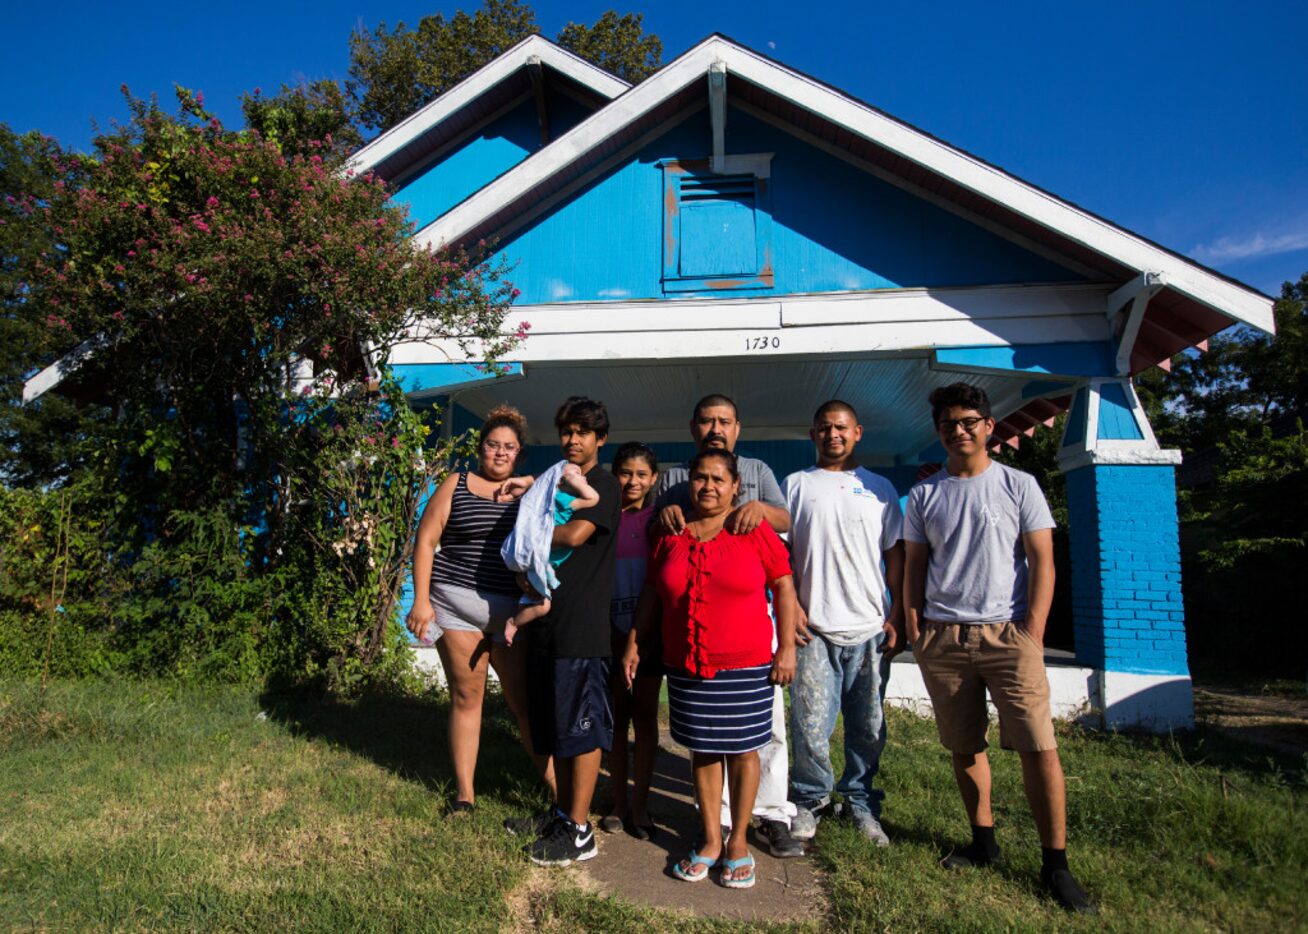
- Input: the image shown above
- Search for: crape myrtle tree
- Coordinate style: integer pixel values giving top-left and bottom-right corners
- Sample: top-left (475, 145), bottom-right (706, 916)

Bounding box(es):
top-left (348, 0), bottom-right (662, 133)
top-left (12, 89), bottom-right (519, 683)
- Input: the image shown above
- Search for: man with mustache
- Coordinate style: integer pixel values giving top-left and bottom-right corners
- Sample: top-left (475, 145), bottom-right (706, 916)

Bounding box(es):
top-left (654, 394), bottom-right (802, 859)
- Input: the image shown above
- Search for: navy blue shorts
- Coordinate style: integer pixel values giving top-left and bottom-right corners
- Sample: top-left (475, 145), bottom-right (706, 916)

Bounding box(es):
top-left (527, 656), bottom-right (614, 757)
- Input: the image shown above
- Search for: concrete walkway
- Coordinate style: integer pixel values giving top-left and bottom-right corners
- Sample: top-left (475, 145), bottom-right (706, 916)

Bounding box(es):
top-left (580, 731), bottom-right (827, 922)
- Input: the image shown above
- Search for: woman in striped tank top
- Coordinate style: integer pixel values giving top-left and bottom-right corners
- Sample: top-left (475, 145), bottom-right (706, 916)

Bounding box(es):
top-left (408, 405), bottom-right (554, 814)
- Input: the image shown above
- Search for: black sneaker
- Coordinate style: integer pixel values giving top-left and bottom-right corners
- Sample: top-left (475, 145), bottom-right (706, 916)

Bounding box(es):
top-left (527, 816), bottom-right (597, 866)
top-left (757, 819), bottom-right (805, 858)
top-left (503, 809), bottom-right (555, 837)
top-left (940, 843), bottom-right (1004, 870)
top-left (1041, 868), bottom-right (1097, 914)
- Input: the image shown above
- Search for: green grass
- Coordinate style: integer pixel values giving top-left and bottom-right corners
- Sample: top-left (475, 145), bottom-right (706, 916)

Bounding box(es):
top-left (2, 679), bottom-right (1305, 931)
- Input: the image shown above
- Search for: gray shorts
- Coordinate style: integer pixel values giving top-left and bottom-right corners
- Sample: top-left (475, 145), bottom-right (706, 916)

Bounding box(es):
top-left (430, 581), bottom-right (518, 641)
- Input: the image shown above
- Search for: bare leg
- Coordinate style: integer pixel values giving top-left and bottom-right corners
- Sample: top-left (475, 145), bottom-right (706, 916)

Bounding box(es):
top-left (557, 749), bottom-right (602, 826)
top-left (508, 598), bottom-right (551, 639)
top-left (1019, 748), bottom-right (1067, 849)
top-left (436, 630), bottom-right (491, 804)
top-left (690, 752), bottom-right (725, 862)
top-left (607, 669), bottom-right (633, 821)
top-left (723, 751), bottom-right (760, 877)
top-left (490, 639), bottom-right (556, 800)
top-left (951, 751), bottom-right (994, 827)
top-left (629, 675), bottom-right (662, 826)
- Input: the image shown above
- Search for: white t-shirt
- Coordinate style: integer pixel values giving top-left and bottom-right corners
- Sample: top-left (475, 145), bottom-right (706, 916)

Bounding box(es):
top-left (903, 461), bottom-right (1055, 624)
top-left (783, 466), bottom-right (904, 645)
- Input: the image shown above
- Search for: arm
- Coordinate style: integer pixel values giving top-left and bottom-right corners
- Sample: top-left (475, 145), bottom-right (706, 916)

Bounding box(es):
top-left (406, 473), bottom-right (459, 642)
top-left (725, 500), bottom-right (790, 535)
top-left (769, 575), bottom-right (799, 685)
top-left (498, 475), bottom-right (534, 501)
top-left (1020, 528), bottom-right (1055, 645)
top-left (727, 465), bottom-right (791, 534)
top-left (551, 517), bottom-right (598, 549)
top-left (623, 579), bottom-right (662, 688)
top-left (902, 540), bottom-right (930, 645)
top-left (881, 541), bottom-right (906, 656)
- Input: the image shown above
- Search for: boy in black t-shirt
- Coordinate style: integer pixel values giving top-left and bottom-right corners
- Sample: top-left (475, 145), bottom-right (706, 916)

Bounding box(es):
top-left (513, 396), bottom-right (622, 866)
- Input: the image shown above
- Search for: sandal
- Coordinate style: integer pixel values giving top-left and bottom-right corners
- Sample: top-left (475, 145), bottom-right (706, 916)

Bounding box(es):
top-left (445, 800), bottom-right (474, 818)
top-left (719, 853), bottom-right (756, 889)
top-left (599, 815), bottom-right (624, 834)
top-left (672, 849), bottom-right (718, 883)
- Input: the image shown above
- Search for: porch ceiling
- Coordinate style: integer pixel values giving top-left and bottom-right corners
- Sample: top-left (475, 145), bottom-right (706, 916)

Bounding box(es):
top-left (448, 354), bottom-right (1062, 462)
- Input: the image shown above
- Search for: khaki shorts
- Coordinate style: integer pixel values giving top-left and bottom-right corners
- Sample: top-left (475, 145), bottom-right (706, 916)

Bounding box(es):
top-left (914, 620), bottom-right (1057, 754)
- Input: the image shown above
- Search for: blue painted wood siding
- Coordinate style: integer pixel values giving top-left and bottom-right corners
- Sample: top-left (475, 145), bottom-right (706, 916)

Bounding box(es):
top-left (395, 89), bottom-right (595, 232)
top-left (447, 106), bottom-right (1084, 303)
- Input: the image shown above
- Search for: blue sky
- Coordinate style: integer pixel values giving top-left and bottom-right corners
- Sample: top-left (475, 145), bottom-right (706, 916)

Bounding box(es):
top-left (3, 0), bottom-right (1305, 297)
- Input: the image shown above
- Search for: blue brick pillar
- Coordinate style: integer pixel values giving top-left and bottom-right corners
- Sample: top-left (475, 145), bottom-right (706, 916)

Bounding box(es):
top-left (1064, 464), bottom-right (1187, 676)
top-left (1058, 378), bottom-right (1193, 730)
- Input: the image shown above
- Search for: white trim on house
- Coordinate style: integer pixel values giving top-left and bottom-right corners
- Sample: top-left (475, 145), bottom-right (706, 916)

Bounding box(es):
top-left (414, 35), bottom-right (1273, 335)
top-left (389, 284), bottom-right (1115, 365)
top-left (347, 34), bottom-right (629, 175)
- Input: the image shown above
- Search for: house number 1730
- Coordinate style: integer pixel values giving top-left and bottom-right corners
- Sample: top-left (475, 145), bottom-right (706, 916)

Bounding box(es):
top-left (745, 335), bottom-right (781, 351)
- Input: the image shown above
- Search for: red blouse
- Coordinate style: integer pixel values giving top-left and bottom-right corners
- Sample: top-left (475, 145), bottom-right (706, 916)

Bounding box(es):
top-left (651, 523), bottom-right (792, 678)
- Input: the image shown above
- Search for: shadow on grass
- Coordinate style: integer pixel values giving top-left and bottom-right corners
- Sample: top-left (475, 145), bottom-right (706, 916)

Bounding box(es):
top-left (1067, 719), bottom-right (1308, 790)
top-left (257, 686), bottom-right (542, 805)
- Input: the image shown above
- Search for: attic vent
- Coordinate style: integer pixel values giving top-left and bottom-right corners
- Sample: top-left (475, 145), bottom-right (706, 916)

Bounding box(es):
top-left (660, 156), bottom-right (774, 293)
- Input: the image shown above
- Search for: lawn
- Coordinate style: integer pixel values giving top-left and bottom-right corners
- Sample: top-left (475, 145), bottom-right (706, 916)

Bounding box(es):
top-left (1, 678), bottom-right (1305, 931)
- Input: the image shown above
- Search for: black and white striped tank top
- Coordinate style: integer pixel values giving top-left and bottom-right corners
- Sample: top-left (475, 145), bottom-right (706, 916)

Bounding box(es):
top-left (430, 473), bottom-right (520, 596)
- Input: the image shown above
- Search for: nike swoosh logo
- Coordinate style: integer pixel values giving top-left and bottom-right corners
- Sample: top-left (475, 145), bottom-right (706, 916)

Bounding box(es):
top-left (574, 832), bottom-right (593, 847)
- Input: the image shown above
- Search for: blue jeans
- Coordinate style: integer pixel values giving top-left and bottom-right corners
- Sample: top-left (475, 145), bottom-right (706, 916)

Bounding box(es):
top-left (788, 629), bottom-right (890, 818)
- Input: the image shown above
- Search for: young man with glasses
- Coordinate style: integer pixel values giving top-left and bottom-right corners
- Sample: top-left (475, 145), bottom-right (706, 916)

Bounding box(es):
top-left (903, 383), bottom-right (1095, 914)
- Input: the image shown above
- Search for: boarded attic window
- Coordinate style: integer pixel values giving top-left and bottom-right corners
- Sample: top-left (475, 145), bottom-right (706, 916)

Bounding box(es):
top-left (661, 155), bottom-right (773, 293)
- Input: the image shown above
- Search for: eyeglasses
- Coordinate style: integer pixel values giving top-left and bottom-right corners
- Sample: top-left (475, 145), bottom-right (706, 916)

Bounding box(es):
top-left (484, 441), bottom-right (520, 454)
top-left (936, 416), bottom-right (987, 433)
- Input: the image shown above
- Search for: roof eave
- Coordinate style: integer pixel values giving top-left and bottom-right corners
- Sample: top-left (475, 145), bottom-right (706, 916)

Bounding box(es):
top-left (414, 35), bottom-right (1274, 337)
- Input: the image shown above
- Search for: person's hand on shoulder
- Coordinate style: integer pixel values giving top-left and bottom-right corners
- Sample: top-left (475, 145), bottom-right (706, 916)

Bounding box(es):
top-left (657, 504), bottom-right (687, 536)
top-left (724, 500), bottom-right (767, 534)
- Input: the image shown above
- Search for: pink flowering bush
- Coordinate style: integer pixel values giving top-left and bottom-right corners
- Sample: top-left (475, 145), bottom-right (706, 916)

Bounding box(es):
top-left (7, 91), bottom-right (518, 683)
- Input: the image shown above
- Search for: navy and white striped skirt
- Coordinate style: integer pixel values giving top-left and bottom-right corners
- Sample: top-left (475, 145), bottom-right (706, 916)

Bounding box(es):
top-left (667, 664), bottom-right (773, 755)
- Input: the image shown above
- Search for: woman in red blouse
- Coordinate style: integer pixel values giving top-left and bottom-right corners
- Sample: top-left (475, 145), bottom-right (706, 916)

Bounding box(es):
top-left (623, 449), bottom-right (798, 888)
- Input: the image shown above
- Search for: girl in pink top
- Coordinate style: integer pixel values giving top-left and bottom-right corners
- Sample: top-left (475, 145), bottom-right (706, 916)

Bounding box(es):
top-left (601, 442), bottom-right (661, 841)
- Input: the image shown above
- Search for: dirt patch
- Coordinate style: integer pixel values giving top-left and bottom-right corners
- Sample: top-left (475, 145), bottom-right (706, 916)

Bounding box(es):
top-left (1194, 686), bottom-right (1308, 756)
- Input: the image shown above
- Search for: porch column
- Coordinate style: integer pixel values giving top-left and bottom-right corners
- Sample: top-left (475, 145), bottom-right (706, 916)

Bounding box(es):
top-left (1056, 378), bottom-right (1193, 731)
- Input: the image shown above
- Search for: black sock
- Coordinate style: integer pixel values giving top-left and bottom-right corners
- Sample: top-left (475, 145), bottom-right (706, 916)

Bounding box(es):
top-left (1041, 847), bottom-right (1069, 876)
top-left (971, 824), bottom-right (1000, 858)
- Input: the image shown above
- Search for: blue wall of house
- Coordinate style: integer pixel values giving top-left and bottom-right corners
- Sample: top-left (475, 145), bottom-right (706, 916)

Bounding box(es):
top-left (469, 106), bottom-right (1082, 303)
top-left (395, 88), bottom-right (596, 231)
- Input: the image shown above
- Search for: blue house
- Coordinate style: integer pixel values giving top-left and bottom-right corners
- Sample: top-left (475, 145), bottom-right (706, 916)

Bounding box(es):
top-left (28, 35), bottom-right (1274, 728)
top-left (352, 34), bottom-right (1276, 730)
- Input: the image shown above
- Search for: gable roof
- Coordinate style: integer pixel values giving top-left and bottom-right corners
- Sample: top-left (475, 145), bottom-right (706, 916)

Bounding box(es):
top-left (412, 34), bottom-right (1273, 369)
top-left (347, 33), bottom-right (629, 182)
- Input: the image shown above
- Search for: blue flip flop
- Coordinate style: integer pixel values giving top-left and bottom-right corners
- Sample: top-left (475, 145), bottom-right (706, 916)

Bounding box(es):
top-left (719, 853), bottom-right (756, 889)
top-left (672, 849), bottom-right (717, 883)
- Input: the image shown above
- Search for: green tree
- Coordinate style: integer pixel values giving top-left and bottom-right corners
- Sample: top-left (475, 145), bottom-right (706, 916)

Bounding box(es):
top-left (4, 90), bottom-right (517, 682)
top-left (240, 79), bottom-right (363, 160)
top-left (348, 0), bottom-right (662, 134)
top-left (555, 11), bottom-right (661, 85)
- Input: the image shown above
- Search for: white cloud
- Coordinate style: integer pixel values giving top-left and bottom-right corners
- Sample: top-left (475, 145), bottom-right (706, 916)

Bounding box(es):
top-left (546, 279), bottom-right (574, 300)
top-left (1191, 224), bottom-right (1308, 263)
top-left (597, 288), bottom-right (630, 298)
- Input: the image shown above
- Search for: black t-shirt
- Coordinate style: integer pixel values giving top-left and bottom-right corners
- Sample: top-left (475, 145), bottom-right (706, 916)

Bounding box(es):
top-left (528, 463), bottom-right (622, 659)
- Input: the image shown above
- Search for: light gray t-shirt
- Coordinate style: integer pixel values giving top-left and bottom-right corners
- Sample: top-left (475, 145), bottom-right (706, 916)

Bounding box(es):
top-left (784, 467), bottom-right (903, 645)
top-left (654, 454), bottom-right (785, 513)
top-left (903, 461), bottom-right (1054, 624)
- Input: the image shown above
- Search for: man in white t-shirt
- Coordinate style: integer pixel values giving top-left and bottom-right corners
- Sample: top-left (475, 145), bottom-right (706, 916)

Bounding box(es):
top-left (783, 400), bottom-right (904, 846)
